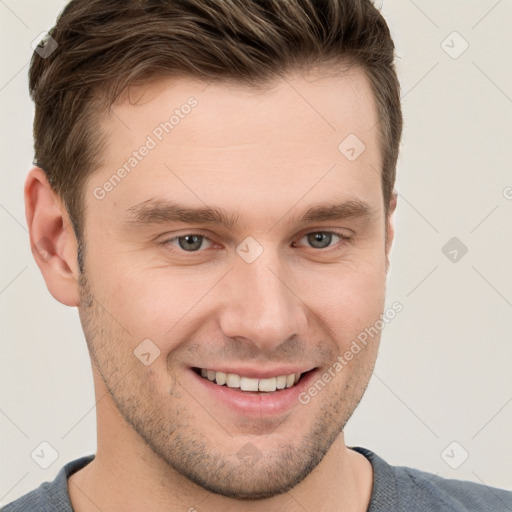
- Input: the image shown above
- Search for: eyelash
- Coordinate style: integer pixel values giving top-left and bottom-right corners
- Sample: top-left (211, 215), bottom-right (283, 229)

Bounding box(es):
top-left (160, 230), bottom-right (351, 254)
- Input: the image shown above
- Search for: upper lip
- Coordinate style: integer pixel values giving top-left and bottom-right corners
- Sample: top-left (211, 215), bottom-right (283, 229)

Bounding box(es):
top-left (193, 366), bottom-right (316, 379)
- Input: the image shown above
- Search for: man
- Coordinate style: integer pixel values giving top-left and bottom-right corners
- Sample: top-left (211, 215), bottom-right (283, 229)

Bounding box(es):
top-left (4, 0), bottom-right (511, 510)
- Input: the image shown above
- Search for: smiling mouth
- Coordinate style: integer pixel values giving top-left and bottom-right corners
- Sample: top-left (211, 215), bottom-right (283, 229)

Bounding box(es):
top-left (192, 367), bottom-right (315, 393)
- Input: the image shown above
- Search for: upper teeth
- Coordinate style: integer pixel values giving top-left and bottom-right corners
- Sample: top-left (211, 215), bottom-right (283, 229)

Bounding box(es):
top-left (200, 368), bottom-right (301, 392)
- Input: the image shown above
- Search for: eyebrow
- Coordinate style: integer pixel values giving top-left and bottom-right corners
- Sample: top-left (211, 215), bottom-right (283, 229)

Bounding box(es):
top-left (124, 197), bottom-right (377, 231)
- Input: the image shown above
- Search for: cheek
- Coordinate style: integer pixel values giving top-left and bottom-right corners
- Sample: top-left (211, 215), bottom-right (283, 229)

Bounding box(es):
top-left (90, 248), bottom-right (219, 343)
top-left (83, 241), bottom-right (165, 338)
top-left (296, 254), bottom-right (387, 337)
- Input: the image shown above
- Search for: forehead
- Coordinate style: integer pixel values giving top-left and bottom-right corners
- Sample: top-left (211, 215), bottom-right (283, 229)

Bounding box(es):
top-left (87, 67), bottom-right (383, 229)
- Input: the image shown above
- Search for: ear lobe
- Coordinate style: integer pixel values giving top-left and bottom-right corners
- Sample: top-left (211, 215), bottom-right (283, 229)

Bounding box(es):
top-left (25, 167), bottom-right (81, 307)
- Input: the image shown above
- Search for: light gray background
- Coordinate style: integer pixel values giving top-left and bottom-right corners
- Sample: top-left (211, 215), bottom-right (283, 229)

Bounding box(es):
top-left (1, 0), bottom-right (511, 506)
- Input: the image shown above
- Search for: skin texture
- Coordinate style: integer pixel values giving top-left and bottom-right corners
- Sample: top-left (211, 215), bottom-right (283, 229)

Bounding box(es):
top-left (26, 66), bottom-right (396, 511)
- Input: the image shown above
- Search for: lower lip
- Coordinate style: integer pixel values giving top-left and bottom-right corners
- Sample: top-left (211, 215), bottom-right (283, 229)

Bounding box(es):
top-left (189, 368), bottom-right (319, 417)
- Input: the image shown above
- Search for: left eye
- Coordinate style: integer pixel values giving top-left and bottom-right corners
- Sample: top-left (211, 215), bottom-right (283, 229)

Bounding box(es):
top-left (294, 231), bottom-right (346, 249)
top-left (163, 230), bottom-right (347, 254)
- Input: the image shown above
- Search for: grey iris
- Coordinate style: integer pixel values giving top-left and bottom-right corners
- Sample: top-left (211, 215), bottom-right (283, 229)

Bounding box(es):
top-left (307, 232), bottom-right (332, 249)
top-left (178, 235), bottom-right (203, 251)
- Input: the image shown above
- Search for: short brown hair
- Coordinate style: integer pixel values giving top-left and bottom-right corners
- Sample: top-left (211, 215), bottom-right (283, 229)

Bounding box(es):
top-left (29, 0), bottom-right (402, 243)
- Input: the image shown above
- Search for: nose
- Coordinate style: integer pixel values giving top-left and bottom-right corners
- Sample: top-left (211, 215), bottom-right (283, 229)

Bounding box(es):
top-left (218, 247), bottom-right (309, 352)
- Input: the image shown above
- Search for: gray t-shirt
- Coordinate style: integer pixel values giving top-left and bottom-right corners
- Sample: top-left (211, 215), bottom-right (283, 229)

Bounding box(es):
top-left (2, 447), bottom-right (511, 511)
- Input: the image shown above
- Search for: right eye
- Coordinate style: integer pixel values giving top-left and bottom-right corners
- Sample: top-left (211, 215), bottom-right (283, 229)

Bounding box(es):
top-left (162, 234), bottom-right (214, 252)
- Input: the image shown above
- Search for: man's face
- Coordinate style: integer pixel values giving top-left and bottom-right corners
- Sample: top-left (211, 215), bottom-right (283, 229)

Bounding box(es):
top-left (78, 67), bottom-right (392, 499)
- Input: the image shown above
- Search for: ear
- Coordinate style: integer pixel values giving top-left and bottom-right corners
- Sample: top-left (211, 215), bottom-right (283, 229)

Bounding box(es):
top-left (385, 190), bottom-right (397, 266)
top-left (25, 167), bottom-right (80, 306)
